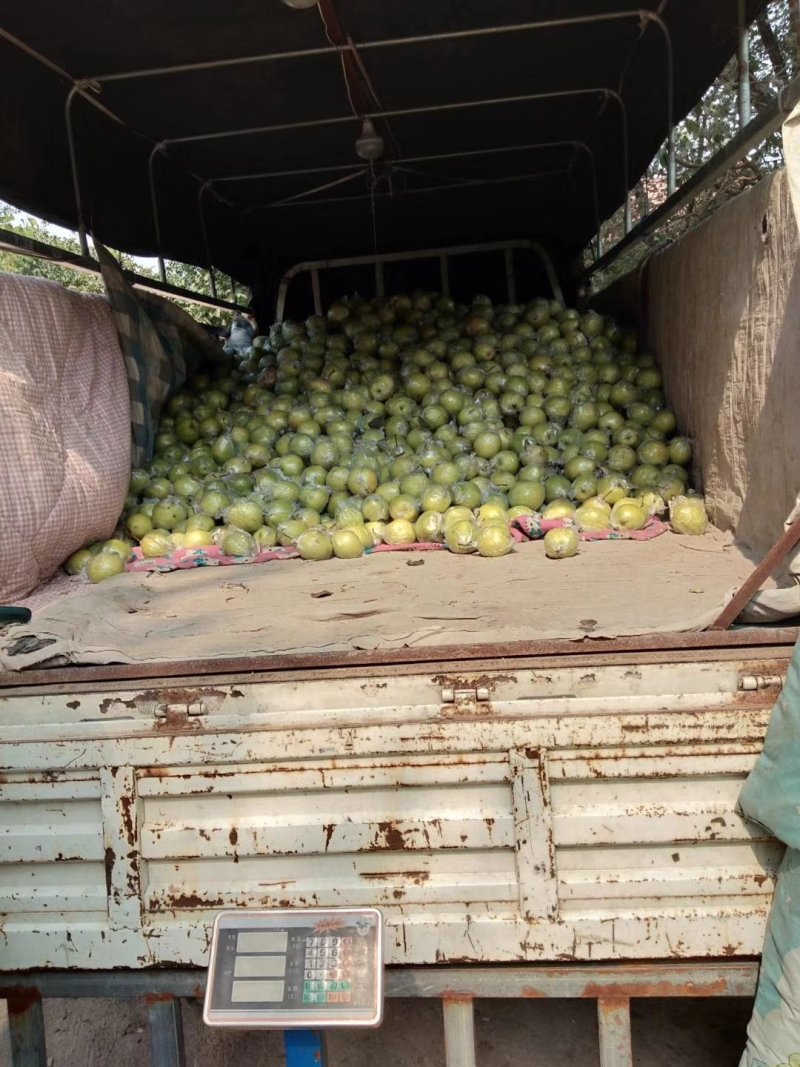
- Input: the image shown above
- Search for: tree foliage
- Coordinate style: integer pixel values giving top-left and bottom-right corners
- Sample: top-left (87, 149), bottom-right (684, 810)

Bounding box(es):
top-left (0, 202), bottom-right (239, 327)
top-left (591, 0), bottom-right (798, 287)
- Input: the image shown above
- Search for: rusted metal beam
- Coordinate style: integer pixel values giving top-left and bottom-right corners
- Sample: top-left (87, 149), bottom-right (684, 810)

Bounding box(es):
top-left (0, 628), bottom-right (796, 691)
top-left (710, 515), bottom-right (800, 630)
top-left (443, 998), bottom-right (476, 1067)
top-left (6, 992), bottom-right (47, 1067)
top-left (147, 997), bottom-right (186, 1067)
top-left (0, 961), bottom-right (761, 1000)
top-left (597, 997), bottom-right (633, 1067)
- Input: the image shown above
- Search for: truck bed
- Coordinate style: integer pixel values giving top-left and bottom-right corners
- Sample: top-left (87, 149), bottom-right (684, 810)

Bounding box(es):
top-left (0, 528), bottom-right (754, 672)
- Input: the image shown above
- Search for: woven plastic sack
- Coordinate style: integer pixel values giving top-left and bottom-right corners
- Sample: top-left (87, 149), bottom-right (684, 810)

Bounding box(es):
top-left (739, 637), bottom-right (800, 1065)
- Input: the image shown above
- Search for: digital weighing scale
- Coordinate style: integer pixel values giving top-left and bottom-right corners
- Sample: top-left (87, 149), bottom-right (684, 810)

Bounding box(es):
top-left (203, 908), bottom-right (383, 1031)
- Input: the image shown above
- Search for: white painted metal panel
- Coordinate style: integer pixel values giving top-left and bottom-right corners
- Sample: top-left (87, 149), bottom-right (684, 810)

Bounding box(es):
top-left (0, 654), bottom-right (786, 970)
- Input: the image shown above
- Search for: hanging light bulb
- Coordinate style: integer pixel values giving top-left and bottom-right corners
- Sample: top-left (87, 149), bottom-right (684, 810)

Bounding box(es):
top-left (280, 0), bottom-right (318, 9)
top-left (355, 119), bottom-right (384, 161)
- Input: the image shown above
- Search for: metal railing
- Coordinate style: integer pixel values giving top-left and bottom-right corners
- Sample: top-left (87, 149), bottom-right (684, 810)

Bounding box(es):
top-left (1, 961), bottom-right (759, 1067)
top-left (274, 239), bottom-right (564, 322)
top-left (0, 227), bottom-right (250, 315)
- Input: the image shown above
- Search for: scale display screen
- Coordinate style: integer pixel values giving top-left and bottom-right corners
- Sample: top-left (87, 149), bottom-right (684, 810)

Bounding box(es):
top-left (203, 908), bottom-right (383, 1028)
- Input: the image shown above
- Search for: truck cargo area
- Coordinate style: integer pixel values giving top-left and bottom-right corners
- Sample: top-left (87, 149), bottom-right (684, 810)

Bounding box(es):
top-left (2, 1), bottom-right (800, 1065)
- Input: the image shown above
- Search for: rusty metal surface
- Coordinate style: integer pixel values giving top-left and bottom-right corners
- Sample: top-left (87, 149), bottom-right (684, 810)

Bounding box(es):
top-left (597, 997), bottom-right (633, 1067)
top-left (0, 962), bottom-right (761, 1000)
top-left (0, 649), bottom-right (788, 972)
top-left (0, 626), bottom-right (796, 691)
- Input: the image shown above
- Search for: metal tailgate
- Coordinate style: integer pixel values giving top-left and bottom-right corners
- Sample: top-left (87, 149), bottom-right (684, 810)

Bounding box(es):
top-left (0, 646), bottom-right (788, 969)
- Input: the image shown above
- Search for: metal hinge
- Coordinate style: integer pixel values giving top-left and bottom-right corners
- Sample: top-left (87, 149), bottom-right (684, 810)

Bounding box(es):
top-left (441, 686), bottom-right (491, 703)
top-left (738, 675), bottom-right (784, 691)
top-left (154, 701), bottom-right (205, 719)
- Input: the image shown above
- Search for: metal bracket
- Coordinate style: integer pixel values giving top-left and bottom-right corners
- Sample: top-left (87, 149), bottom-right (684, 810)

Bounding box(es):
top-left (738, 675), bottom-right (784, 692)
top-left (441, 687), bottom-right (490, 704)
top-left (154, 701), bottom-right (205, 719)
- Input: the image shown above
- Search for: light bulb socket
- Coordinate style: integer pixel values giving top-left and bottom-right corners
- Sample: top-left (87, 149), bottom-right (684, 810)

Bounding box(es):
top-left (355, 119), bottom-right (384, 161)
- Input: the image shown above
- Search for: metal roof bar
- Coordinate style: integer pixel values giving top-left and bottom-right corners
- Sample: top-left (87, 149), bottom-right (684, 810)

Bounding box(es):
top-left (264, 165), bottom-right (569, 208)
top-left (212, 93), bottom-right (628, 197)
top-left (85, 9), bottom-right (660, 83)
top-left (0, 226), bottom-right (250, 313)
top-left (578, 70), bottom-right (800, 284)
top-left (0, 25), bottom-right (238, 289)
top-left (260, 138), bottom-right (600, 258)
top-left (167, 86), bottom-right (619, 145)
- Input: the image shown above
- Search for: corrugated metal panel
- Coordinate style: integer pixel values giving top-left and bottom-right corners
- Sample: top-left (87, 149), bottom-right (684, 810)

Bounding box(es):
top-left (0, 774), bottom-right (105, 919)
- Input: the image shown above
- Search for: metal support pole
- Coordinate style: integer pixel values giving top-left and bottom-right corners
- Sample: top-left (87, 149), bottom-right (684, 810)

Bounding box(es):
top-left (230, 276), bottom-right (238, 304)
top-left (168, 87), bottom-right (620, 147)
top-left (641, 12), bottom-right (676, 195)
top-left (442, 998), bottom-right (476, 1067)
top-left (311, 268), bottom-right (322, 315)
top-left (197, 182), bottom-right (218, 300)
top-left (504, 247), bottom-right (516, 304)
top-left (578, 70), bottom-right (800, 282)
top-left (86, 9), bottom-right (660, 85)
top-left (284, 1029), bottom-right (329, 1066)
top-left (597, 998), bottom-right (633, 1067)
top-left (738, 0), bottom-right (752, 128)
top-left (7, 995), bottom-right (47, 1067)
top-left (147, 998), bottom-right (186, 1067)
top-left (375, 260), bottom-right (385, 300)
top-left (64, 86), bottom-right (89, 258)
top-left (439, 254), bottom-right (450, 297)
top-left (148, 143), bottom-right (168, 283)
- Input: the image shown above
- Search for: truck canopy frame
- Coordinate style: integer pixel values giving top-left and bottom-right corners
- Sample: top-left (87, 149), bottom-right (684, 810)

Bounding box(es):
top-left (0, 1), bottom-right (769, 290)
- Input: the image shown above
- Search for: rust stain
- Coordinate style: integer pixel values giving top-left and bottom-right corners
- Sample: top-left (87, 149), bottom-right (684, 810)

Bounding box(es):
top-left (126, 850), bottom-right (140, 895)
top-left (375, 822), bottom-right (408, 850)
top-left (120, 794), bottom-right (135, 848)
top-left (575, 977), bottom-right (729, 999)
top-left (99, 697), bottom-right (137, 715)
top-left (4, 988), bottom-right (41, 1014)
top-left (144, 992), bottom-right (177, 1005)
top-left (66, 699), bottom-right (80, 709)
top-left (361, 870), bottom-right (430, 885)
top-left (229, 827), bottom-right (239, 847)
top-left (432, 672), bottom-right (514, 689)
top-left (323, 824), bottom-right (335, 850)
top-left (153, 891), bottom-right (225, 910)
top-left (153, 707), bottom-right (203, 732)
top-left (104, 847), bottom-right (114, 898)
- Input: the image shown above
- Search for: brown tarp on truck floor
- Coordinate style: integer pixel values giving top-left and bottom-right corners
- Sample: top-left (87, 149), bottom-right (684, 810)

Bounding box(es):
top-left (0, 532), bottom-right (753, 671)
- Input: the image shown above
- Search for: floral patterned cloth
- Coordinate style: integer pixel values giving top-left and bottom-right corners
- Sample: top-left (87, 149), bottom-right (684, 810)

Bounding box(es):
top-left (124, 517), bottom-right (669, 575)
